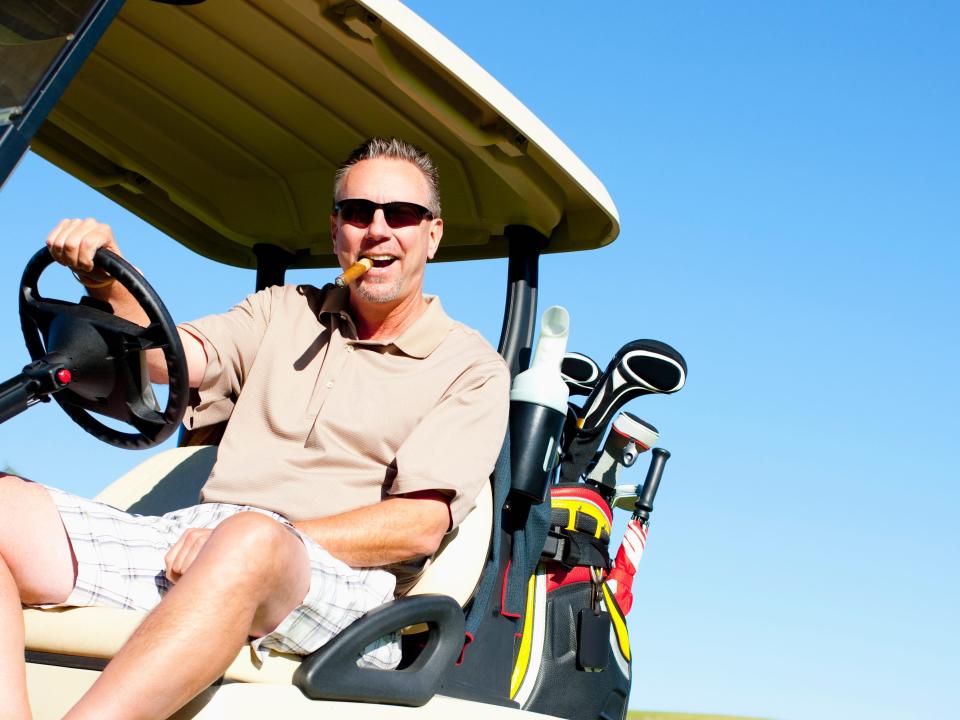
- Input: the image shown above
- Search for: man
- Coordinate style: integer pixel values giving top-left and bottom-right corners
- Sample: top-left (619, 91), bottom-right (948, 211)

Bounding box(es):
top-left (0, 138), bottom-right (509, 719)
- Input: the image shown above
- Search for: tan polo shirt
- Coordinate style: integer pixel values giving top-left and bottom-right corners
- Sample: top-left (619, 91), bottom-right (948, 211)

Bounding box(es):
top-left (179, 284), bottom-right (509, 589)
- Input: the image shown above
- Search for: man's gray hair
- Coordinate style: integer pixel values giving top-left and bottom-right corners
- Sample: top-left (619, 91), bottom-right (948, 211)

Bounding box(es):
top-left (334, 137), bottom-right (441, 217)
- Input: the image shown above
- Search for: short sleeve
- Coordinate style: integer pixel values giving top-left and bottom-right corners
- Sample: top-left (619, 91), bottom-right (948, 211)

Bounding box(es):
top-left (388, 356), bottom-right (510, 529)
top-left (179, 287), bottom-right (280, 429)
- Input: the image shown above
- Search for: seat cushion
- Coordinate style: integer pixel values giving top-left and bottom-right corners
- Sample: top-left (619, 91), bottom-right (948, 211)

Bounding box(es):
top-left (24, 606), bottom-right (301, 683)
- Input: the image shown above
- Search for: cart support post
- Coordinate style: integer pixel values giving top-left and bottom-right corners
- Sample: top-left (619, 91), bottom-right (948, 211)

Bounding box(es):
top-left (253, 244), bottom-right (295, 291)
top-left (497, 225), bottom-right (548, 377)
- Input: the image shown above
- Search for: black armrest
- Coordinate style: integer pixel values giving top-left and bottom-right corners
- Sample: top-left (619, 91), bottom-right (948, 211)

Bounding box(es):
top-left (293, 593), bottom-right (464, 707)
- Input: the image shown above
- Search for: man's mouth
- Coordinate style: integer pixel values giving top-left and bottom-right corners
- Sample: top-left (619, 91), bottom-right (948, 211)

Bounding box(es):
top-left (361, 254), bottom-right (398, 269)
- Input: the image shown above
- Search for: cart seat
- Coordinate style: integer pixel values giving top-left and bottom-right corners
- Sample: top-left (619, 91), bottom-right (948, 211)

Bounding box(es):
top-left (24, 445), bottom-right (492, 685)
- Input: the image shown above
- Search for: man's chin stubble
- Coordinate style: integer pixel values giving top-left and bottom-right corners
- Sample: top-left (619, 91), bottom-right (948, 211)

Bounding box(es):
top-left (354, 280), bottom-right (403, 304)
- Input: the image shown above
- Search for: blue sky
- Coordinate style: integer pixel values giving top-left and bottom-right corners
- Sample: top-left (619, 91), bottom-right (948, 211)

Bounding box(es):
top-left (1, 2), bottom-right (958, 718)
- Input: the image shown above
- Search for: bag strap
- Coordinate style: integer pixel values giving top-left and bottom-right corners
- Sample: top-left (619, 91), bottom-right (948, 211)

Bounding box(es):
top-left (541, 526), bottom-right (610, 570)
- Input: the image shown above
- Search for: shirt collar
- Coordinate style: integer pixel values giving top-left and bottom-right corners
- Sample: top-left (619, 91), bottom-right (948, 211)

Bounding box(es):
top-left (318, 283), bottom-right (351, 318)
top-left (318, 285), bottom-right (453, 359)
top-left (392, 295), bottom-right (454, 358)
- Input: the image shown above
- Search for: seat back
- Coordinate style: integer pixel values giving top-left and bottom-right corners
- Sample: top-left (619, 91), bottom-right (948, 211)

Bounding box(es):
top-left (93, 445), bottom-right (216, 512)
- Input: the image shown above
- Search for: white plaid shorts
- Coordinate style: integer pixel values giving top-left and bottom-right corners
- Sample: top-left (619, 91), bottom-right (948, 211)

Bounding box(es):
top-left (40, 486), bottom-right (401, 669)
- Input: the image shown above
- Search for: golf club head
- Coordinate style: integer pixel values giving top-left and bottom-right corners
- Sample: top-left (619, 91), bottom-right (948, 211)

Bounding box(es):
top-left (580, 339), bottom-right (686, 434)
top-left (559, 339), bottom-right (685, 483)
top-left (584, 412), bottom-right (659, 492)
top-left (560, 401), bottom-right (583, 455)
top-left (612, 483), bottom-right (641, 511)
top-left (561, 352), bottom-right (601, 396)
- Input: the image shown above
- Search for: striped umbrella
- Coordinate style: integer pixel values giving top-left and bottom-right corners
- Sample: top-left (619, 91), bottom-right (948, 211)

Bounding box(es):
top-left (606, 519), bottom-right (648, 615)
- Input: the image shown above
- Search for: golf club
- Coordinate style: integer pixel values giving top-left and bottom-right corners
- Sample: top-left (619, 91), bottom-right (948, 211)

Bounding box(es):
top-left (560, 401), bottom-right (583, 460)
top-left (558, 353), bottom-right (600, 458)
top-left (610, 443), bottom-right (670, 511)
top-left (559, 339), bottom-right (685, 483)
top-left (560, 352), bottom-right (601, 397)
top-left (611, 483), bottom-right (642, 511)
top-left (584, 411), bottom-right (658, 498)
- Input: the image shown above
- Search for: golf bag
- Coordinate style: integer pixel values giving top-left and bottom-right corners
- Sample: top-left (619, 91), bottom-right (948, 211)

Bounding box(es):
top-left (509, 484), bottom-right (632, 720)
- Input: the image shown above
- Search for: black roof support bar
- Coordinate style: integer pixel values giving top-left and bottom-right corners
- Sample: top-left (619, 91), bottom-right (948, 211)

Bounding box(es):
top-left (497, 225), bottom-right (548, 378)
top-left (253, 244), bottom-right (295, 291)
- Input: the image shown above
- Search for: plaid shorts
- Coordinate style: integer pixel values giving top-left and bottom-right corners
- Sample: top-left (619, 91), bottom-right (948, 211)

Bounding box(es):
top-left (40, 486), bottom-right (401, 669)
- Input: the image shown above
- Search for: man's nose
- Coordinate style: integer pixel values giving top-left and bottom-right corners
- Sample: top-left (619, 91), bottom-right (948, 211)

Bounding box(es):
top-left (366, 208), bottom-right (391, 236)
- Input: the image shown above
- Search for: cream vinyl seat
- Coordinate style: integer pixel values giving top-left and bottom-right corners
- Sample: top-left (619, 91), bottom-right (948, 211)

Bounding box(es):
top-left (24, 445), bottom-right (493, 686)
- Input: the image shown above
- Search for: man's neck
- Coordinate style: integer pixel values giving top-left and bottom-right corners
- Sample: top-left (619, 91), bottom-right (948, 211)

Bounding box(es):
top-left (349, 290), bottom-right (429, 341)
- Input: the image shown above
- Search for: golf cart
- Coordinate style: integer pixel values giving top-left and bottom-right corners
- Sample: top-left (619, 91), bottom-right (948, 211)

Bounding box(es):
top-left (1, 1), bottom-right (687, 718)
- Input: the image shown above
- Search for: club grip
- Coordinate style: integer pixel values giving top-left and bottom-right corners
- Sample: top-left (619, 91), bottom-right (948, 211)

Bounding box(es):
top-left (633, 447), bottom-right (670, 522)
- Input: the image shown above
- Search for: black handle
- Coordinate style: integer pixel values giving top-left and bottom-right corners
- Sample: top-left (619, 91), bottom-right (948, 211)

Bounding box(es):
top-left (293, 594), bottom-right (465, 707)
top-left (0, 372), bottom-right (36, 425)
top-left (0, 355), bottom-right (72, 425)
top-left (633, 447), bottom-right (670, 522)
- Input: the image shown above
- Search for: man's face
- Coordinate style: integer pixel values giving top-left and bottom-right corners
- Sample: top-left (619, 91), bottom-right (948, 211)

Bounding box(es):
top-left (331, 157), bottom-right (443, 306)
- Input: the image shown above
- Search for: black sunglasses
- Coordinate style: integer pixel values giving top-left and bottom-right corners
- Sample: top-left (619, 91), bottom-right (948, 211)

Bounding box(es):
top-left (334, 198), bottom-right (434, 229)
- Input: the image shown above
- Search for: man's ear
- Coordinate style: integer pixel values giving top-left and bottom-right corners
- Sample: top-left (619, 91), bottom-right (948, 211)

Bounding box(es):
top-left (330, 213), bottom-right (339, 250)
top-left (426, 218), bottom-right (443, 260)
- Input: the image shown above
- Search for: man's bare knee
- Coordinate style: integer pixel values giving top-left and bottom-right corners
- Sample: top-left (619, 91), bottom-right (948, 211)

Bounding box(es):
top-left (213, 511), bottom-right (290, 550)
top-left (0, 476), bottom-right (77, 604)
top-left (198, 513), bottom-right (302, 582)
top-left (204, 513), bottom-right (310, 634)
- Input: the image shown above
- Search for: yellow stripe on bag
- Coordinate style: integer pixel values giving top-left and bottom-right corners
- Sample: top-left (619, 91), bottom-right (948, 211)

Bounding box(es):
top-left (552, 497), bottom-right (611, 539)
top-left (509, 571), bottom-right (539, 699)
top-left (601, 578), bottom-right (631, 662)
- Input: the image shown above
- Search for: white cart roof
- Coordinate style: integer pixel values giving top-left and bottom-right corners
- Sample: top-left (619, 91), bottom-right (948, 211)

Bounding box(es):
top-left (33, 0), bottom-right (620, 268)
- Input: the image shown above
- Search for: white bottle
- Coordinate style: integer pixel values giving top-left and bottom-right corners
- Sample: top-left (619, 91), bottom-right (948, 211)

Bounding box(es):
top-left (509, 306), bottom-right (570, 503)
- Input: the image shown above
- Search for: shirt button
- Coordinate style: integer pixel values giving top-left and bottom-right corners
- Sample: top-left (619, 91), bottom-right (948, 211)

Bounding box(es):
top-left (326, 381), bottom-right (334, 389)
top-left (346, 345), bottom-right (355, 353)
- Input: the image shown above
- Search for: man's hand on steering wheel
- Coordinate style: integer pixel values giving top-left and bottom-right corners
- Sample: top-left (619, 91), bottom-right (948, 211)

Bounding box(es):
top-left (18, 219), bottom-right (200, 448)
top-left (46, 217), bottom-right (125, 291)
top-left (44, 218), bottom-right (207, 388)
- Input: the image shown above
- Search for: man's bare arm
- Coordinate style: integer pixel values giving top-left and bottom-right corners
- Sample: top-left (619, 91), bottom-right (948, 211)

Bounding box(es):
top-left (45, 217), bottom-right (208, 387)
top-left (293, 491), bottom-right (451, 568)
top-left (161, 492), bottom-right (449, 583)
top-left (84, 280), bottom-right (207, 387)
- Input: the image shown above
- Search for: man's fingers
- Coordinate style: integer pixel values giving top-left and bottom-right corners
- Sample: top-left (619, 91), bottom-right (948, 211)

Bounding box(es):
top-left (46, 218), bottom-right (80, 263)
top-left (46, 218), bottom-right (82, 266)
top-left (45, 219), bottom-right (71, 253)
top-left (164, 534), bottom-right (188, 583)
top-left (74, 224), bottom-right (110, 272)
top-left (165, 529), bottom-right (212, 584)
top-left (62, 220), bottom-right (90, 270)
top-left (70, 218), bottom-right (112, 272)
top-left (44, 217), bottom-right (119, 273)
top-left (165, 529), bottom-right (197, 581)
top-left (66, 218), bottom-right (97, 271)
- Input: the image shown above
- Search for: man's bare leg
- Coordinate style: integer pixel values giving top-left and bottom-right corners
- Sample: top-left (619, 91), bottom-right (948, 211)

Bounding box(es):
top-left (0, 560), bottom-right (30, 720)
top-left (65, 511), bottom-right (311, 720)
top-left (0, 476), bottom-right (78, 720)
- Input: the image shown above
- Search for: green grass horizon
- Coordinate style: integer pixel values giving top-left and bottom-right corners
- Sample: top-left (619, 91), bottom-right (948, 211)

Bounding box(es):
top-left (628, 712), bottom-right (774, 720)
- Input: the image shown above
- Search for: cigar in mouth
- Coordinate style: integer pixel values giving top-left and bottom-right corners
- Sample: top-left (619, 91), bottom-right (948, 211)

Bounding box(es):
top-left (335, 257), bottom-right (373, 287)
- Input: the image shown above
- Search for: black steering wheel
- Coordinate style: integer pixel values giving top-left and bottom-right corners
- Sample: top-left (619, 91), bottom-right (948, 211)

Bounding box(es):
top-left (19, 247), bottom-right (189, 449)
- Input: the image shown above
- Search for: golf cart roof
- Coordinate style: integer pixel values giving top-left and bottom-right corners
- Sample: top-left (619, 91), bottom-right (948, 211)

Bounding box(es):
top-left (29, 0), bottom-right (620, 270)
